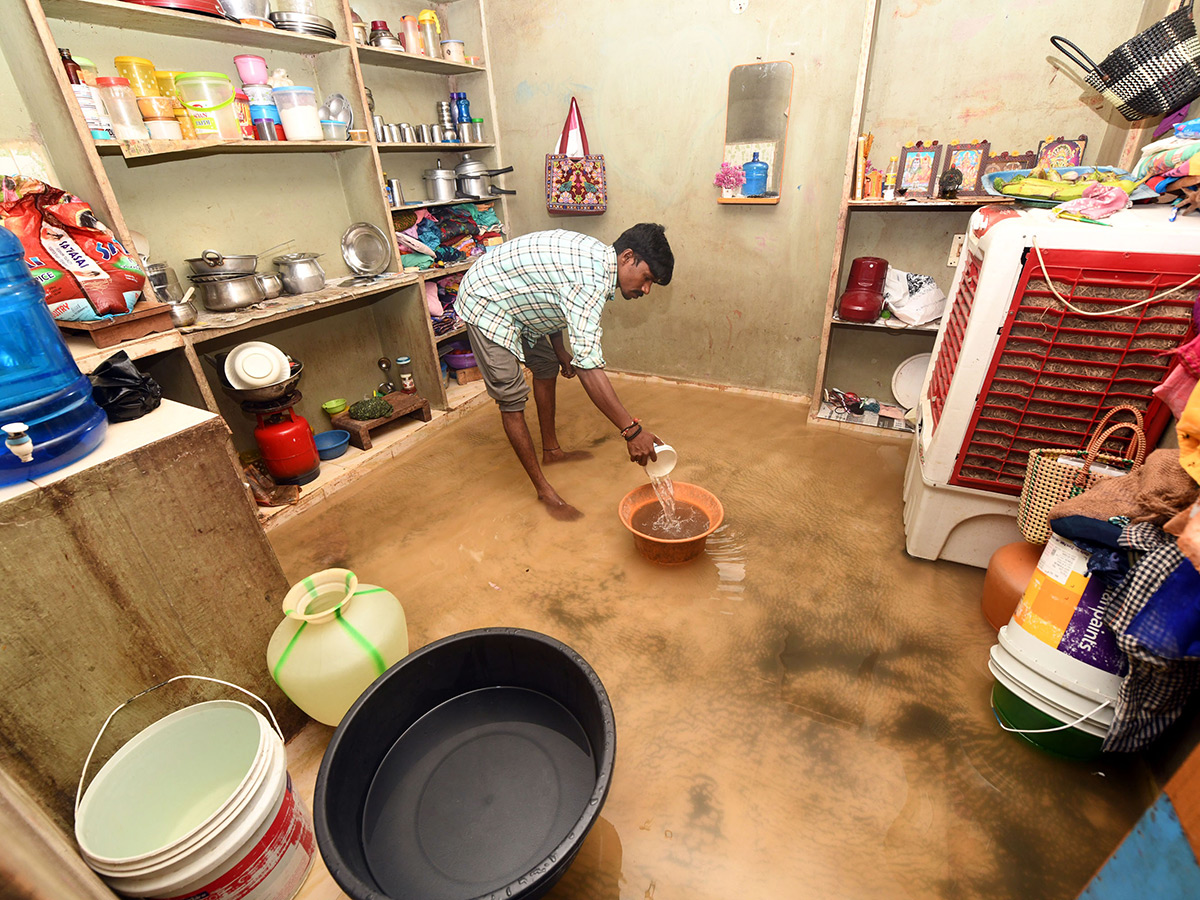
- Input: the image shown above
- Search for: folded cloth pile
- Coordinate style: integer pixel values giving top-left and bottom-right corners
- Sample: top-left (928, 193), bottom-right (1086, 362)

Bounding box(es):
top-left (430, 273), bottom-right (463, 336)
top-left (1048, 390), bottom-right (1200, 752)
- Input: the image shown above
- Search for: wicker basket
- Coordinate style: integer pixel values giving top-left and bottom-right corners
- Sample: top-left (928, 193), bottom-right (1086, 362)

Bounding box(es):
top-left (1051, 2), bottom-right (1200, 121)
top-left (1016, 406), bottom-right (1147, 543)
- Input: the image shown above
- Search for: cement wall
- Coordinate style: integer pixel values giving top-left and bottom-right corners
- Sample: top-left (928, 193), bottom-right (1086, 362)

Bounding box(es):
top-left (482, 0), bottom-right (1150, 397)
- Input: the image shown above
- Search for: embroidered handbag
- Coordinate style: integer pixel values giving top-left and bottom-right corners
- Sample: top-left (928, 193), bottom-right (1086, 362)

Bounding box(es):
top-left (545, 97), bottom-right (606, 215)
top-left (1016, 405), bottom-right (1148, 543)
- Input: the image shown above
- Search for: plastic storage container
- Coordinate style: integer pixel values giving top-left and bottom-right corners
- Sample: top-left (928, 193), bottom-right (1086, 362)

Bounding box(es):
top-left (418, 9), bottom-right (440, 57)
top-left (321, 120), bottom-right (348, 141)
top-left (266, 568), bottom-right (409, 726)
top-left (145, 117), bottom-right (182, 140)
top-left (0, 226), bottom-right (107, 487)
top-left (154, 70), bottom-right (197, 140)
top-left (271, 86), bottom-right (322, 141)
top-left (402, 16), bottom-right (421, 53)
top-left (113, 55), bottom-right (160, 97)
top-left (175, 72), bottom-right (240, 140)
top-left (249, 103), bottom-right (284, 139)
top-left (95, 77), bottom-right (149, 140)
top-left (441, 39), bottom-right (466, 62)
top-left (233, 54), bottom-right (268, 85)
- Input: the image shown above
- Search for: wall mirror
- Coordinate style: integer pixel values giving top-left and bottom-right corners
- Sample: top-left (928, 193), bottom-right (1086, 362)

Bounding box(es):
top-left (721, 61), bottom-right (793, 205)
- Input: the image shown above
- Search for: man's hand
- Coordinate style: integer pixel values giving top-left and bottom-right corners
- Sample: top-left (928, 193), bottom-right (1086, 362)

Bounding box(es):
top-left (549, 331), bottom-right (576, 378)
top-left (627, 428), bottom-right (658, 465)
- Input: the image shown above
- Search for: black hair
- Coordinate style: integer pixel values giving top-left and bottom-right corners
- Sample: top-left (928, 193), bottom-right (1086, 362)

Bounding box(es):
top-left (614, 223), bottom-right (673, 286)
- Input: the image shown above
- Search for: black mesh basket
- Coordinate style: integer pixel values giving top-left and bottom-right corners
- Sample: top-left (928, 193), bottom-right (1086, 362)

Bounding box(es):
top-left (1051, 1), bottom-right (1200, 121)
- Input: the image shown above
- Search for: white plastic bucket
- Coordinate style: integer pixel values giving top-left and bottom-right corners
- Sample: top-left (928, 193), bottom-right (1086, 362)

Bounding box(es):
top-left (988, 644), bottom-right (1112, 737)
top-left (75, 676), bottom-right (315, 900)
top-left (999, 621), bottom-right (1123, 704)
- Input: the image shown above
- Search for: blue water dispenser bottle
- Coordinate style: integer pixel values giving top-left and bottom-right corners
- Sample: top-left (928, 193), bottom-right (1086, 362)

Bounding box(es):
top-left (742, 152), bottom-right (769, 197)
top-left (0, 225), bottom-right (106, 486)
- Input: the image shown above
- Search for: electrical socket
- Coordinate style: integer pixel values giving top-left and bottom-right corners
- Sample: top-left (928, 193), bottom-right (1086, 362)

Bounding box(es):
top-left (947, 233), bottom-right (966, 267)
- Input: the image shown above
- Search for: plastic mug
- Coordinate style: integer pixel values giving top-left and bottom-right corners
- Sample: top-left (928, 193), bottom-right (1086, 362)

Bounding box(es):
top-left (644, 443), bottom-right (677, 479)
top-left (233, 55), bottom-right (268, 85)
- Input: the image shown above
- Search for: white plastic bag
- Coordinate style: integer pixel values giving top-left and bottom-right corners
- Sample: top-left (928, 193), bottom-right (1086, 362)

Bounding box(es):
top-left (884, 267), bottom-right (946, 326)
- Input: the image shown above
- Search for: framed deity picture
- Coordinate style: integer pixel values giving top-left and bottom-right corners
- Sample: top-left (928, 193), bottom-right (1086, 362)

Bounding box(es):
top-left (941, 140), bottom-right (990, 197)
top-left (981, 150), bottom-right (1037, 178)
top-left (1037, 134), bottom-right (1088, 168)
top-left (897, 141), bottom-right (942, 198)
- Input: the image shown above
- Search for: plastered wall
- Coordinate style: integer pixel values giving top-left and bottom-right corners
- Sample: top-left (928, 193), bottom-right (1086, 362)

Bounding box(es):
top-left (484, 0), bottom-right (1150, 397)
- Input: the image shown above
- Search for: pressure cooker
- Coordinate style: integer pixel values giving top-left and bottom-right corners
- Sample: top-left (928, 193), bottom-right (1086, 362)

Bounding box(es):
top-left (454, 154), bottom-right (515, 200)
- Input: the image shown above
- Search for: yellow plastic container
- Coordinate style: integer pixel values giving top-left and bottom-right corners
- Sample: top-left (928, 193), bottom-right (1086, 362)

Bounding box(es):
top-left (154, 70), bottom-right (181, 98)
top-left (267, 568), bottom-right (409, 726)
top-left (114, 56), bottom-right (160, 98)
top-left (175, 71), bottom-right (240, 141)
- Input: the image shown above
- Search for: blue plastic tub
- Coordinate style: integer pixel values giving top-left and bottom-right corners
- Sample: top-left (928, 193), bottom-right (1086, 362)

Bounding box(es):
top-left (314, 430), bottom-right (350, 460)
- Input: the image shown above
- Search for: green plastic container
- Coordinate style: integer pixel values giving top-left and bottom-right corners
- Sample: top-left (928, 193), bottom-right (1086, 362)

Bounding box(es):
top-left (991, 682), bottom-right (1104, 761)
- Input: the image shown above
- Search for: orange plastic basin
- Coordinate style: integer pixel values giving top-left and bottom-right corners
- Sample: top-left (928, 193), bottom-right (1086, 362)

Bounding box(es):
top-left (618, 482), bottom-right (724, 565)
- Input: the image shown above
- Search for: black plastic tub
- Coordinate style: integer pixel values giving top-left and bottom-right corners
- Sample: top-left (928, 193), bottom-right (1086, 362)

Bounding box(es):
top-left (314, 628), bottom-right (616, 900)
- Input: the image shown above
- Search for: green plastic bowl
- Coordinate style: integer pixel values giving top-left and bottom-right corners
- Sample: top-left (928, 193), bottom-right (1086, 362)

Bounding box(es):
top-left (991, 682), bottom-right (1104, 761)
top-left (322, 398), bottom-right (347, 415)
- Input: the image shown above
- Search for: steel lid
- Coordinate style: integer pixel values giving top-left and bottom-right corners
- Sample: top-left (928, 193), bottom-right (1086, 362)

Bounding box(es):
top-left (341, 222), bottom-right (391, 276)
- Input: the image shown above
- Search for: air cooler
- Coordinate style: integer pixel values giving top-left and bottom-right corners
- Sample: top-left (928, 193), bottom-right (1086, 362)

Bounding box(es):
top-left (903, 205), bottom-right (1199, 567)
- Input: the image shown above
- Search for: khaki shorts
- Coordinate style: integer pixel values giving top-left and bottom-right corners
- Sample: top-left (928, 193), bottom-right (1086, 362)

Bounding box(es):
top-left (465, 324), bottom-right (562, 412)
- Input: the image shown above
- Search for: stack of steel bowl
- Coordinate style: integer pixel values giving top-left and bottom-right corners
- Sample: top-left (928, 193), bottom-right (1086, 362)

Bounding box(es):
top-left (269, 11), bottom-right (337, 37)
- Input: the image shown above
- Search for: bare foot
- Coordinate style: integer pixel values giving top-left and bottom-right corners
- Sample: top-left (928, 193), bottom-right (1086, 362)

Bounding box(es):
top-left (538, 492), bottom-right (584, 521)
top-left (542, 448), bottom-right (595, 465)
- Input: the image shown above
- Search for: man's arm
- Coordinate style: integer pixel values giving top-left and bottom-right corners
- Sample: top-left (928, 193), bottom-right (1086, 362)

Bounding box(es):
top-left (574, 366), bottom-right (658, 464)
top-left (547, 330), bottom-right (576, 378)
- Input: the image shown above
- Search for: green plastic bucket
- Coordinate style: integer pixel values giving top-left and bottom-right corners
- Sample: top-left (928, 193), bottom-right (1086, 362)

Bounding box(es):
top-left (991, 682), bottom-right (1105, 761)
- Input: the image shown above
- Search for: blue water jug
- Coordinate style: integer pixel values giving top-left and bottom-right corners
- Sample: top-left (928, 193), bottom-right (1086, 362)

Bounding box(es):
top-left (0, 225), bottom-right (106, 486)
top-left (742, 152), bottom-right (769, 197)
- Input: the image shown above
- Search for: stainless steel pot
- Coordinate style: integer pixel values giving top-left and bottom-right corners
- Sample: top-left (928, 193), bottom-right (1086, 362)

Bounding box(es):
top-left (189, 272), bottom-right (265, 311)
top-left (274, 254), bottom-right (326, 294)
top-left (423, 162), bottom-right (457, 202)
top-left (186, 249), bottom-right (258, 275)
top-left (256, 271), bottom-right (283, 299)
top-left (453, 153), bottom-right (515, 200)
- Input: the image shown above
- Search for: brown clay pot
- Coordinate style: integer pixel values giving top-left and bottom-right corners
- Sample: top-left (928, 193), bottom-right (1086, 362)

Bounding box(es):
top-left (618, 482), bottom-right (725, 565)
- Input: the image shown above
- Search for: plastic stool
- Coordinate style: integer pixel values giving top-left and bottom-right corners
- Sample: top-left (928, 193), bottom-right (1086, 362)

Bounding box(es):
top-left (982, 541), bottom-right (1044, 631)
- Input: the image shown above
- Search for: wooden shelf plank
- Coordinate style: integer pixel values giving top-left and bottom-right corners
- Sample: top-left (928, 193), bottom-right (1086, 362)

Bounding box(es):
top-left (847, 198), bottom-right (1015, 209)
top-left (94, 139), bottom-right (370, 159)
top-left (390, 197), bottom-right (499, 213)
top-left (435, 324), bottom-right (467, 344)
top-left (356, 45), bottom-right (486, 75)
top-left (183, 275), bottom-right (420, 344)
top-left (830, 316), bottom-right (940, 333)
top-left (376, 142), bottom-right (494, 153)
top-left (40, 0), bottom-right (350, 52)
top-left (67, 328), bottom-right (184, 373)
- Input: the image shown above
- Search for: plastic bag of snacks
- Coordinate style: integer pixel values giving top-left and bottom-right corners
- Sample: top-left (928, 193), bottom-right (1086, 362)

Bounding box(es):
top-left (0, 176), bottom-right (144, 321)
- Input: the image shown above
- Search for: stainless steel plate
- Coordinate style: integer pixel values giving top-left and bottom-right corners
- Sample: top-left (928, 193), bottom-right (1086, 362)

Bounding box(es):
top-left (341, 222), bottom-right (391, 276)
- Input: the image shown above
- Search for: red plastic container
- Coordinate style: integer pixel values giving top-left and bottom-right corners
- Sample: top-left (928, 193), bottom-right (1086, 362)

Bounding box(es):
top-left (837, 256), bottom-right (889, 322)
top-left (254, 408), bottom-right (319, 484)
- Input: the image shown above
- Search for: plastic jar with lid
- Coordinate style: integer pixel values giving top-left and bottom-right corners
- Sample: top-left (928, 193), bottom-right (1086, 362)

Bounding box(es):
top-left (114, 56), bottom-right (160, 98)
top-left (272, 86), bottom-right (322, 141)
top-left (175, 71), bottom-right (240, 140)
top-left (401, 16), bottom-right (421, 54)
top-left (395, 356), bottom-right (416, 394)
top-left (95, 77), bottom-right (149, 141)
top-left (418, 10), bottom-right (441, 58)
top-left (145, 117), bottom-right (183, 140)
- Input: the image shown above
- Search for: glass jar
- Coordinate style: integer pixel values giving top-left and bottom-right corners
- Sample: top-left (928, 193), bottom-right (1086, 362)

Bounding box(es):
top-left (395, 356), bottom-right (416, 393)
top-left (95, 77), bottom-right (149, 140)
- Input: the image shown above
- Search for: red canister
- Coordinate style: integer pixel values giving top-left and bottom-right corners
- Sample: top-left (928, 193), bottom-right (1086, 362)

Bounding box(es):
top-left (254, 408), bottom-right (320, 484)
top-left (836, 256), bottom-right (889, 322)
top-left (233, 90), bottom-right (255, 139)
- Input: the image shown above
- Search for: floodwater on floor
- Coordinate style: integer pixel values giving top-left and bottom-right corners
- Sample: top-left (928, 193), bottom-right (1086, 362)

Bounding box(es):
top-left (270, 377), bottom-right (1152, 900)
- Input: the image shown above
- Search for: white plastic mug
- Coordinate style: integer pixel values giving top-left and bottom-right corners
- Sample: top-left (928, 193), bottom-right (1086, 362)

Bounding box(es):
top-left (644, 443), bottom-right (677, 479)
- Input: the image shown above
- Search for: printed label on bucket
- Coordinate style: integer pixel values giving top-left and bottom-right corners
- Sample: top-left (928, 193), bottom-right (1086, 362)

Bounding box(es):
top-left (166, 776), bottom-right (315, 900)
top-left (1014, 534), bottom-right (1125, 675)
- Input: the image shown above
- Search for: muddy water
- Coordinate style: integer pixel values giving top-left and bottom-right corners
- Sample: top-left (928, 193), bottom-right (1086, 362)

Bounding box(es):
top-left (270, 377), bottom-right (1152, 900)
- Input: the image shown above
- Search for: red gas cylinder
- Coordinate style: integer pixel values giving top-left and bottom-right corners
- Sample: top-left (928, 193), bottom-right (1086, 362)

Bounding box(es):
top-left (836, 256), bottom-right (889, 322)
top-left (254, 407), bottom-right (320, 484)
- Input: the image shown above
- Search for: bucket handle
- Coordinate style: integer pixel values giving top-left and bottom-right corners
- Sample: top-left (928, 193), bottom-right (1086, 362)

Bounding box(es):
top-left (991, 696), bottom-right (1111, 735)
top-left (75, 675), bottom-right (283, 817)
